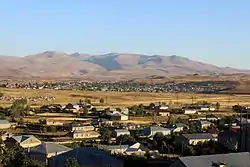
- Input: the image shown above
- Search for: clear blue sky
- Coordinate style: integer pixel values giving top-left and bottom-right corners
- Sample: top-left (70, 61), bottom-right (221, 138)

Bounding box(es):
top-left (0, 0), bottom-right (249, 68)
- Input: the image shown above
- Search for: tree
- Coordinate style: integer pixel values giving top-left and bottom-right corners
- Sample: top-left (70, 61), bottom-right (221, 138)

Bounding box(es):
top-left (83, 107), bottom-right (89, 115)
top-left (215, 102), bottom-right (221, 111)
top-left (99, 98), bottom-right (104, 103)
top-left (85, 98), bottom-right (91, 104)
top-left (47, 125), bottom-right (57, 133)
top-left (116, 135), bottom-right (135, 145)
top-left (1, 146), bottom-right (43, 167)
top-left (11, 98), bottom-right (29, 117)
top-left (100, 128), bottom-right (112, 144)
top-left (65, 158), bottom-right (80, 167)
top-left (153, 132), bottom-right (164, 142)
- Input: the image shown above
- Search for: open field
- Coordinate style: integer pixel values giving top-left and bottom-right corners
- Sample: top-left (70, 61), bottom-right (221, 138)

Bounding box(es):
top-left (1, 88), bottom-right (250, 108)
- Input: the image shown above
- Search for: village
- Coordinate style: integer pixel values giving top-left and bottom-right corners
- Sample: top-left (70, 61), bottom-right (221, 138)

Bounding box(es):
top-left (0, 80), bottom-right (235, 93)
top-left (1, 91), bottom-right (250, 167)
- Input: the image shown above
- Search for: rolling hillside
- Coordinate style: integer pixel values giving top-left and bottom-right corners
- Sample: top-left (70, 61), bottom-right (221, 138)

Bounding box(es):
top-left (0, 51), bottom-right (249, 80)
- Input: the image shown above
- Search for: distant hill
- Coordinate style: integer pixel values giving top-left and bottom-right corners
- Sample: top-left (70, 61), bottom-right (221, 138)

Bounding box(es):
top-left (0, 51), bottom-right (249, 80)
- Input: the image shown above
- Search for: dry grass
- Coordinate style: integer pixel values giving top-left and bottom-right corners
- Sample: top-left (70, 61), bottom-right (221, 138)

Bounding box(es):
top-left (1, 88), bottom-right (250, 108)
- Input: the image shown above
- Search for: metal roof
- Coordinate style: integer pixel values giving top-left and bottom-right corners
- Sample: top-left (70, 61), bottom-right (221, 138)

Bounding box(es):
top-left (177, 152), bottom-right (250, 167)
top-left (49, 148), bottom-right (123, 167)
top-left (114, 129), bottom-right (130, 133)
top-left (30, 142), bottom-right (72, 155)
top-left (183, 133), bottom-right (214, 140)
top-left (12, 135), bottom-right (37, 143)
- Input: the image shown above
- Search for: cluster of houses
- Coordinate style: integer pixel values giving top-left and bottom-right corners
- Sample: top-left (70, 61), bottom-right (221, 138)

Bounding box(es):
top-left (0, 96), bottom-right (55, 103)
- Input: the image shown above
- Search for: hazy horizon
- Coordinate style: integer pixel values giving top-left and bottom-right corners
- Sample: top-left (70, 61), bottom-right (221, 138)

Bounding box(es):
top-left (0, 0), bottom-right (249, 69)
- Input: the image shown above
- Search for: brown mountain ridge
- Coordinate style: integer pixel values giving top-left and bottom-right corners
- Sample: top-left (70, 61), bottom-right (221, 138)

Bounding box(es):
top-left (0, 51), bottom-right (249, 80)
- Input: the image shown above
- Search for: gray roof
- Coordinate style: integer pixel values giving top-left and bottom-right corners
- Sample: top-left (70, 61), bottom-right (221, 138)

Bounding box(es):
top-left (150, 126), bottom-right (171, 132)
top-left (178, 152), bottom-right (250, 167)
top-left (30, 142), bottom-right (72, 155)
top-left (175, 123), bottom-right (188, 128)
top-left (49, 148), bottom-right (123, 167)
top-left (183, 133), bottom-right (214, 140)
top-left (12, 135), bottom-right (37, 143)
top-left (198, 120), bottom-right (213, 125)
top-left (98, 145), bottom-right (129, 150)
top-left (0, 119), bottom-right (10, 124)
top-left (114, 129), bottom-right (130, 133)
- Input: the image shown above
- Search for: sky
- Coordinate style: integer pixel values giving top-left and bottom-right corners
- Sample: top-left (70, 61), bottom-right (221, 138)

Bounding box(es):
top-left (0, 0), bottom-right (249, 68)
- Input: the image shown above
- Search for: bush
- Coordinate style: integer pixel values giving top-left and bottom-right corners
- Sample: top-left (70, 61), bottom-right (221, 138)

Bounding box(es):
top-left (47, 125), bottom-right (57, 133)
top-left (100, 98), bottom-right (104, 103)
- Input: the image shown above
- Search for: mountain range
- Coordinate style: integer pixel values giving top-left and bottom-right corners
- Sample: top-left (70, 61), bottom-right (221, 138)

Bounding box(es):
top-left (0, 51), bottom-right (249, 80)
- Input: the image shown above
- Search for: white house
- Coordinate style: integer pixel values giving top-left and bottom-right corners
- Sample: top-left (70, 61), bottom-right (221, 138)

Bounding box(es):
top-left (106, 111), bottom-right (128, 121)
top-left (113, 129), bottom-right (130, 137)
top-left (158, 111), bottom-right (170, 116)
top-left (183, 109), bottom-right (197, 115)
top-left (142, 126), bottom-right (171, 137)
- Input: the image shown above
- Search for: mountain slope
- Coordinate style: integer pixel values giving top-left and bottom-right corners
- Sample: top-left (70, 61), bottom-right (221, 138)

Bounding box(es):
top-left (0, 52), bottom-right (249, 79)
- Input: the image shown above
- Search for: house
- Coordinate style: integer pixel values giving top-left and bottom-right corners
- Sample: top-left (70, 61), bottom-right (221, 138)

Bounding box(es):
top-left (158, 110), bottom-right (170, 116)
top-left (183, 108), bottom-right (197, 115)
top-left (172, 123), bottom-right (189, 133)
top-left (170, 152), bottom-right (250, 167)
top-left (124, 142), bottom-right (160, 157)
top-left (72, 130), bottom-right (100, 139)
top-left (196, 120), bottom-right (213, 130)
top-left (177, 133), bottom-right (216, 145)
top-left (199, 105), bottom-right (216, 112)
top-left (5, 135), bottom-right (41, 149)
top-left (0, 119), bottom-right (11, 129)
top-left (44, 120), bottom-right (64, 126)
top-left (48, 148), bottom-right (124, 167)
top-left (113, 129), bottom-right (130, 137)
top-left (62, 103), bottom-right (81, 113)
top-left (206, 114), bottom-right (220, 121)
top-left (28, 142), bottom-right (72, 165)
top-left (106, 111), bottom-right (128, 121)
top-left (142, 126), bottom-right (171, 137)
top-left (121, 108), bottom-right (129, 115)
top-left (98, 145), bottom-right (129, 155)
top-left (66, 123), bottom-right (95, 132)
top-left (125, 142), bottom-right (149, 156)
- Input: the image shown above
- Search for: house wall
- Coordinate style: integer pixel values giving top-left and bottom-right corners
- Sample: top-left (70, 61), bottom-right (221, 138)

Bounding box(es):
top-left (201, 124), bottom-right (211, 129)
top-left (73, 131), bottom-right (100, 139)
top-left (188, 139), bottom-right (211, 145)
top-left (72, 126), bottom-right (94, 132)
top-left (120, 115), bottom-right (128, 121)
top-left (173, 127), bottom-right (184, 133)
top-left (151, 130), bottom-right (171, 136)
top-left (159, 112), bottom-right (170, 116)
top-left (115, 131), bottom-right (130, 137)
top-left (184, 110), bottom-right (197, 114)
